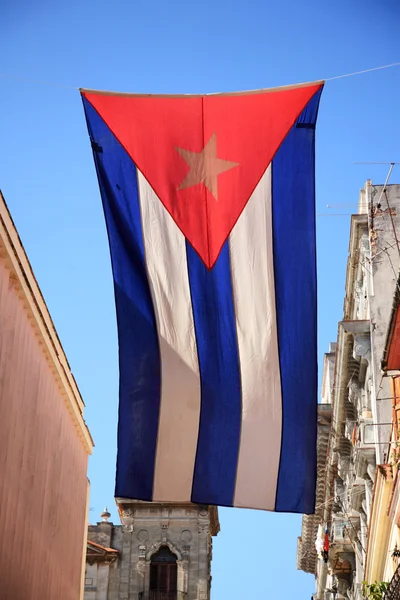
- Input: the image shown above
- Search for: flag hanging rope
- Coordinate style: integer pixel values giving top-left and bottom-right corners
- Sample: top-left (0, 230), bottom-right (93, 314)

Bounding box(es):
top-left (1, 60), bottom-right (400, 92)
top-left (324, 60), bottom-right (400, 81)
top-left (0, 72), bottom-right (77, 90)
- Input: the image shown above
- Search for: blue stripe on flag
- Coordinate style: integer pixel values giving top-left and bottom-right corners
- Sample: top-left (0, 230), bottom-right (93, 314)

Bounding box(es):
top-left (272, 89), bottom-right (322, 513)
top-left (187, 241), bottom-right (242, 506)
top-left (83, 98), bottom-right (161, 501)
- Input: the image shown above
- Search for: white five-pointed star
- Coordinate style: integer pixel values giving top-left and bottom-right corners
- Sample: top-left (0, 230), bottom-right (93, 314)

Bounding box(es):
top-left (176, 133), bottom-right (239, 201)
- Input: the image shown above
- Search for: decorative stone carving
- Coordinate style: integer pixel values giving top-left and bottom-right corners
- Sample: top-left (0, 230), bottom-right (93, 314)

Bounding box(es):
top-left (146, 539), bottom-right (183, 561)
top-left (137, 529), bottom-right (149, 542)
top-left (121, 507), bottom-right (134, 519)
top-left (120, 507), bottom-right (134, 533)
top-left (198, 506), bottom-right (210, 537)
top-left (177, 559), bottom-right (189, 596)
top-left (100, 507), bottom-right (111, 522)
top-left (161, 507), bottom-right (170, 530)
top-left (181, 530), bottom-right (192, 542)
top-left (198, 524), bottom-right (208, 535)
top-left (353, 333), bottom-right (371, 362)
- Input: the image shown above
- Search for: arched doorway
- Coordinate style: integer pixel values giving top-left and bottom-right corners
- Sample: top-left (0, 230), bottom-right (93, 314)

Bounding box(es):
top-left (149, 546), bottom-right (178, 600)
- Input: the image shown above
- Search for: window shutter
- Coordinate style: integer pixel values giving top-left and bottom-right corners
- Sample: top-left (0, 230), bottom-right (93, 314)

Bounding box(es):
top-left (169, 564), bottom-right (177, 592)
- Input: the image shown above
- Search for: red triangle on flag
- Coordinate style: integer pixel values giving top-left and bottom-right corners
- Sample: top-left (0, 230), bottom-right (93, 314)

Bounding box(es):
top-left (83, 83), bottom-right (322, 268)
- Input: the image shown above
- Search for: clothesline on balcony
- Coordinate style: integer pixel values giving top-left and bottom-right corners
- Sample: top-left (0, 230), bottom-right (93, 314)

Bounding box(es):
top-left (314, 484), bottom-right (370, 513)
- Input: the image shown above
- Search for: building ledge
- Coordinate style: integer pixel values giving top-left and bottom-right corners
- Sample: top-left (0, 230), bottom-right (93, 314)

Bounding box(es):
top-left (0, 190), bottom-right (93, 454)
top-left (115, 500), bottom-right (220, 537)
top-left (340, 320), bottom-right (370, 334)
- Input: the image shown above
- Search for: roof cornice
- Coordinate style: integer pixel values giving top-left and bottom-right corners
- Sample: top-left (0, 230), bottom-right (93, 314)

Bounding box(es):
top-left (0, 191), bottom-right (93, 454)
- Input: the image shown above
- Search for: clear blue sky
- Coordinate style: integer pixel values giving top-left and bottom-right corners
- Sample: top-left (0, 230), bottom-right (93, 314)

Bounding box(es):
top-left (1, 0), bottom-right (400, 597)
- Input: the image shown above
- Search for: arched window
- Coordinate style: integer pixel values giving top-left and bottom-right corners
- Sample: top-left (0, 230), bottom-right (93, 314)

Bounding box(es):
top-left (150, 546), bottom-right (177, 600)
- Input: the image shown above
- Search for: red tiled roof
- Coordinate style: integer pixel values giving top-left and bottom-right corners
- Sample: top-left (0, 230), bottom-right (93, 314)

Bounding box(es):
top-left (87, 540), bottom-right (118, 554)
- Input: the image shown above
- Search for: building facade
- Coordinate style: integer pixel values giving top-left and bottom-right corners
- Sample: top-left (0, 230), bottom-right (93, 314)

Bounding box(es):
top-left (297, 180), bottom-right (400, 600)
top-left (362, 270), bottom-right (400, 599)
top-left (0, 191), bottom-right (93, 599)
top-left (297, 347), bottom-right (333, 592)
top-left (85, 501), bottom-right (220, 600)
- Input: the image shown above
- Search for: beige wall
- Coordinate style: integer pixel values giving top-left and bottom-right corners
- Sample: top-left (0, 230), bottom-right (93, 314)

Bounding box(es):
top-left (0, 193), bottom-right (93, 600)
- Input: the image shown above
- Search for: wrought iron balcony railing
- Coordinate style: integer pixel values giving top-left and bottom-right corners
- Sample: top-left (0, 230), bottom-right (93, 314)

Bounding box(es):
top-left (150, 593), bottom-right (177, 600)
top-left (385, 563), bottom-right (400, 600)
top-left (138, 592), bottom-right (186, 600)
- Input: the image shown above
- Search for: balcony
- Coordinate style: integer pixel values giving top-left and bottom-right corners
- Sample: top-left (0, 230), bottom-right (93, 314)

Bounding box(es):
top-left (385, 563), bottom-right (400, 600)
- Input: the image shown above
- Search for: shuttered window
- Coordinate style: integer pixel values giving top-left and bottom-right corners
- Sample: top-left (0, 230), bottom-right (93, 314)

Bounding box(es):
top-left (150, 546), bottom-right (178, 594)
top-left (150, 563), bottom-right (177, 592)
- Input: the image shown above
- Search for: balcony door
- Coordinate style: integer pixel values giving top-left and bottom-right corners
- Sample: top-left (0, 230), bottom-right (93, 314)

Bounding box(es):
top-left (150, 546), bottom-right (177, 600)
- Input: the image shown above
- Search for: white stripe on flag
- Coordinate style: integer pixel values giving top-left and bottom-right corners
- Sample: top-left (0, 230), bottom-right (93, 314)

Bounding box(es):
top-left (137, 171), bottom-right (201, 502)
top-left (229, 166), bottom-right (283, 510)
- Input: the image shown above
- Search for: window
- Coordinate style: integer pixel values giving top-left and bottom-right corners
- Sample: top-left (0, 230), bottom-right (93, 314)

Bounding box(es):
top-left (333, 521), bottom-right (345, 541)
top-left (363, 424), bottom-right (374, 444)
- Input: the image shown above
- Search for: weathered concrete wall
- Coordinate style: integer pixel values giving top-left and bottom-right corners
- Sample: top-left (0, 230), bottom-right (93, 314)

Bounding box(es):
top-left (119, 503), bottom-right (213, 600)
top-left (89, 521), bottom-right (115, 549)
top-left (368, 183), bottom-right (400, 462)
top-left (86, 564), bottom-right (99, 600)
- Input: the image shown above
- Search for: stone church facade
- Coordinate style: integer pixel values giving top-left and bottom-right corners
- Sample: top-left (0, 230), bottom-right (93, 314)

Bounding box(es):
top-left (85, 501), bottom-right (220, 600)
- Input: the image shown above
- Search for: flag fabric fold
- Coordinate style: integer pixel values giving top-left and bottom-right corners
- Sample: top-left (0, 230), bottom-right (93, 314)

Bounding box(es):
top-left (81, 81), bottom-right (324, 513)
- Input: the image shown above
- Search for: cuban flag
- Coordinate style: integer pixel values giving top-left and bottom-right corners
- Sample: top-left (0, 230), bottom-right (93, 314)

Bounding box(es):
top-left (81, 81), bottom-right (323, 513)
